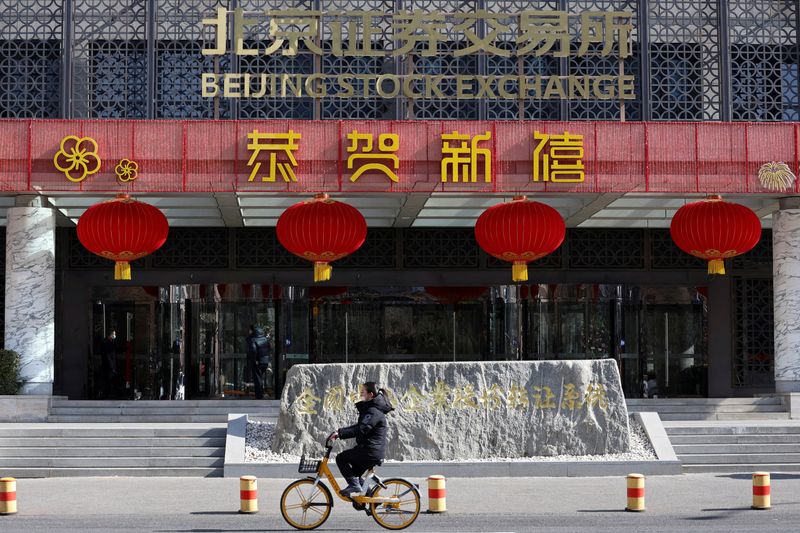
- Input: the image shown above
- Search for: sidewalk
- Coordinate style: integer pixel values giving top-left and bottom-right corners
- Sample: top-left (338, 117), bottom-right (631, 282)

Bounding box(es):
top-left (1, 474), bottom-right (799, 533)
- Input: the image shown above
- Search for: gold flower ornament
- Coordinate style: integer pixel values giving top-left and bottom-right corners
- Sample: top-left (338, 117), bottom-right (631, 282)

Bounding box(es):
top-left (53, 136), bottom-right (101, 183)
top-left (115, 159), bottom-right (139, 183)
top-left (758, 161), bottom-right (796, 192)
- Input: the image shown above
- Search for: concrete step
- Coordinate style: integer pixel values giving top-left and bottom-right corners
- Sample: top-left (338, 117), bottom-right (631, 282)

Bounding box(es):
top-left (682, 463), bottom-right (800, 473)
top-left (50, 400), bottom-right (281, 407)
top-left (657, 413), bottom-right (790, 421)
top-left (0, 436), bottom-right (225, 448)
top-left (0, 457), bottom-right (224, 468)
top-left (669, 434), bottom-right (800, 445)
top-left (0, 446), bottom-right (224, 457)
top-left (0, 467), bottom-right (223, 478)
top-left (674, 443), bottom-right (800, 454)
top-left (0, 436), bottom-right (226, 447)
top-left (665, 425), bottom-right (800, 435)
top-left (47, 415), bottom-right (263, 423)
top-left (0, 427), bottom-right (226, 437)
top-left (49, 407), bottom-right (279, 415)
top-left (677, 453), bottom-right (800, 464)
top-left (627, 405), bottom-right (786, 413)
top-left (626, 398), bottom-right (782, 406)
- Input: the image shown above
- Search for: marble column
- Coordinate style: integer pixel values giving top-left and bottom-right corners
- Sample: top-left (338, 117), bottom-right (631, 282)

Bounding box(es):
top-left (4, 206), bottom-right (56, 395)
top-left (773, 198), bottom-right (800, 392)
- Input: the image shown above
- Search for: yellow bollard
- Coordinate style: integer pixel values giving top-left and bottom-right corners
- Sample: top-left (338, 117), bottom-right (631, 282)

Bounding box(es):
top-left (752, 472), bottom-right (771, 510)
top-left (0, 477), bottom-right (17, 515)
top-left (427, 475), bottom-right (447, 513)
top-left (625, 473), bottom-right (645, 512)
top-left (239, 475), bottom-right (258, 514)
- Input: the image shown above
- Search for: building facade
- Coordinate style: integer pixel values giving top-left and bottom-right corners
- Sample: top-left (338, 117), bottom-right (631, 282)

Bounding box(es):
top-left (0, 1), bottom-right (798, 401)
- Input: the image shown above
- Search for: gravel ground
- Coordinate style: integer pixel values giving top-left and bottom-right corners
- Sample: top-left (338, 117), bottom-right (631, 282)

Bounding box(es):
top-left (245, 415), bottom-right (657, 463)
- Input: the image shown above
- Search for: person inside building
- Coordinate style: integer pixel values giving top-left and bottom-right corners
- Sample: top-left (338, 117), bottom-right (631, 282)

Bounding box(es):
top-left (641, 373), bottom-right (649, 398)
top-left (246, 325), bottom-right (270, 400)
top-left (329, 382), bottom-right (394, 497)
top-left (99, 330), bottom-right (117, 399)
top-left (647, 373), bottom-right (660, 398)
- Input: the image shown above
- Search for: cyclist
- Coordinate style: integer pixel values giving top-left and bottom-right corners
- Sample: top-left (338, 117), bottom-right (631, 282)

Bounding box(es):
top-left (329, 381), bottom-right (394, 497)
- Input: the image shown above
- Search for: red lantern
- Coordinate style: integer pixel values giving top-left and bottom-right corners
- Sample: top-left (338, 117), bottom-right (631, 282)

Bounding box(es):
top-left (670, 195), bottom-right (761, 275)
top-left (277, 193), bottom-right (367, 282)
top-left (474, 196), bottom-right (565, 282)
top-left (77, 194), bottom-right (168, 280)
top-left (425, 286), bottom-right (487, 304)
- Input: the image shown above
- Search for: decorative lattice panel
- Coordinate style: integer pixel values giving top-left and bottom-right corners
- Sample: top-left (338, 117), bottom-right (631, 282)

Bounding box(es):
top-left (729, 1), bottom-right (798, 121)
top-left (235, 228), bottom-right (306, 268)
top-left (66, 228), bottom-right (111, 269)
top-left (70, 0), bottom-right (147, 118)
top-left (402, 228), bottom-right (480, 268)
top-left (567, 1), bottom-right (641, 121)
top-left (733, 277), bottom-right (774, 387)
top-left (650, 229), bottom-right (707, 269)
top-left (647, 0), bottom-right (720, 120)
top-left (150, 228), bottom-right (230, 268)
top-left (337, 228), bottom-right (397, 268)
top-left (156, 0), bottom-right (232, 118)
top-left (568, 229), bottom-right (645, 269)
top-left (732, 230), bottom-right (773, 271)
top-left (0, 0), bottom-right (62, 118)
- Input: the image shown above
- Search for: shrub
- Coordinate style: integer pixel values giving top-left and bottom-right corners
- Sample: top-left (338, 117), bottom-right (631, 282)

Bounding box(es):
top-left (0, 349), bottom-right (21, 395)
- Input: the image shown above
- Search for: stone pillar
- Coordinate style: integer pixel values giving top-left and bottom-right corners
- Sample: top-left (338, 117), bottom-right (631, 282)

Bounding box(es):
top-left (773, 197), bottom-right (800, 393)
top-left (4, 205), bottom-right (56, 395)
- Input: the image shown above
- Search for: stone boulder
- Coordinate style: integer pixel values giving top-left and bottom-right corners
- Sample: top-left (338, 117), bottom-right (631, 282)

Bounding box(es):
top-left (272, 360), bottom-right (630, 461)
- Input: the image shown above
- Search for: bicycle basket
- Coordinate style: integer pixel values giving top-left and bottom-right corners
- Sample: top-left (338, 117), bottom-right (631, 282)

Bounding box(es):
top-left (298, 455), bottom-right (321, 474)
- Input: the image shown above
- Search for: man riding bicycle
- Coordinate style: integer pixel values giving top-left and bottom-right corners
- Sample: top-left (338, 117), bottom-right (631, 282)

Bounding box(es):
top-left (329, 382), bottom-right (394, 497)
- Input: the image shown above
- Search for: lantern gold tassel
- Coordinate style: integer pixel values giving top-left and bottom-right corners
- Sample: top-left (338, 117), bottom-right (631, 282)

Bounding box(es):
top-left (114, 261), bottom-right (131, 280)
top-left (512, 261), bottom-right (528, 282)
top-left (708, 259), bottom-right (725, 275)
top-left (314, 262), bottom-right (332, 282)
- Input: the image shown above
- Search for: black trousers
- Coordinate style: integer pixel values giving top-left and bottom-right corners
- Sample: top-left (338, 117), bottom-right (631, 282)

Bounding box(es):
top-left (249, 359), bottom-right (265, 399)
top-left (335, 447), bottom-right (380, 480)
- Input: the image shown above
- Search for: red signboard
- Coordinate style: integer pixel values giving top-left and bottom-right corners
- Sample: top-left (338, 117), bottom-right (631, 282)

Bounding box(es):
top-left (1, 119), bottom-right (797, 194)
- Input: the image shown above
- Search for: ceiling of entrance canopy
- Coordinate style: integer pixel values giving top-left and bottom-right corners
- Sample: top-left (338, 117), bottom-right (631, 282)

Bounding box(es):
top-left (0, 192), bottom-right (782, 229)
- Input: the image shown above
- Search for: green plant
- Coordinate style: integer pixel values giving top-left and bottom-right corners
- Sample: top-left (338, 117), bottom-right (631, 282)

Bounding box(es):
top-left (0, 349), bottom-right (21, 395)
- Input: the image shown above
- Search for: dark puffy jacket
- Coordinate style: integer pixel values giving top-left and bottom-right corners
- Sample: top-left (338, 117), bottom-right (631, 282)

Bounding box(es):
top-left (246, 327), bottom-right (271, 365)
top-left (338, 393), bottom-right (394, 460)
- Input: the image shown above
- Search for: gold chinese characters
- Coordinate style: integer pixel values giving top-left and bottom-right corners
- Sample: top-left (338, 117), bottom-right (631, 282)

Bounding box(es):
top-left (202, 9), bottom-right (632, 59)
top-left (242, 128), bottom-right (586, 185)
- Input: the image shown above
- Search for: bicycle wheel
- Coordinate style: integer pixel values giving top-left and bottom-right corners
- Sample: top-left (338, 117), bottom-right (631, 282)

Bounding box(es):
top-left (280, 478), bottom-right (333, 530)
top-left (369, 478), bottom-right (421, 530)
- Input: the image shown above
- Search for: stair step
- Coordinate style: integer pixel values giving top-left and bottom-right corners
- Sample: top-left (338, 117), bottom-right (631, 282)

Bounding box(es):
top-left (665, 425), bottom-right (800, 435)
top-left (682, 463), bottom-right (800, 473)
top-left (0, 467), bottom-right (223, 478)
top-left (669, 434), bottom-right (800, 445)
top-left (626, 398), bottom-right (782, 406)
top-left (628, 405), bottom-right (786, 413)
top-left (674, 444), bottom-right (800, 454)
top-left (49, 407), bottom-right (279, 415)
top-left (47, 415), bottom-right (254, 423)
top-left (50, 400), bottom-right (281, 407)
top-left (0, 457), bottom-right (224, 468)
top-left (0, 447), bottom-right (224, 457)
top-left (1, 427), bottom-right (226, 437)
top-left (677, 453), bottom-right (800, 464)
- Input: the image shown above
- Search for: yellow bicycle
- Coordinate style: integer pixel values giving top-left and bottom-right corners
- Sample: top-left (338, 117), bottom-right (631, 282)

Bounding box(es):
top-left (280, 436), bottom-right (421, 530)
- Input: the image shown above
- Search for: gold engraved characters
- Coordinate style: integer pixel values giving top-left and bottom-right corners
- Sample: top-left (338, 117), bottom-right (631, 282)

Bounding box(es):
top-left (295, 382), bottom-right (610, 415)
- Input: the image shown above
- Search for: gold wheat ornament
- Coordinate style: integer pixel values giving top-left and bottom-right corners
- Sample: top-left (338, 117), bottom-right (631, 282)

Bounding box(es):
top-left (758, 161), bottom-right (796, 191)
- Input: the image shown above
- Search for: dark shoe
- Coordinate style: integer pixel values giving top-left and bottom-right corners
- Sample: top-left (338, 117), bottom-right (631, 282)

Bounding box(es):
top-left (339, 478), bottom-right (363, 497)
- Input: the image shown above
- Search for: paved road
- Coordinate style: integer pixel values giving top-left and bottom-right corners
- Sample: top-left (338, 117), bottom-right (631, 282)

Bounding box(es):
top-left (2, 474), bottom-right (799, 532)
